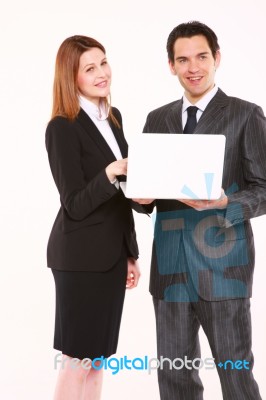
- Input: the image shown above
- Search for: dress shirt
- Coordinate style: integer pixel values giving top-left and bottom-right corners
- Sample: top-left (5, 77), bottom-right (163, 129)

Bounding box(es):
top-left (79, 95), bottom-right (123, 160)
top-left (182, 85), bottom-right (219, 130)
top-left (79, 96), bottom-right (121, 188)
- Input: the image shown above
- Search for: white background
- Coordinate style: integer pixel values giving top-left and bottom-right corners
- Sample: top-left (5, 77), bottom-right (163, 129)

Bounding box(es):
top-left (1, 0), bottom-right (266, 399)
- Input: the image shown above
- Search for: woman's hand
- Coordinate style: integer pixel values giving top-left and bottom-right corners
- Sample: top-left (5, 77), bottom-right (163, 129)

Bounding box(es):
top-left (132, 198), bottom-right (155, 204)
top-left (178, 189), bottom-right (228, 211)
top-left (126, 258), bottom-right (141, 289)
top-left (105, 158), bottom-right (128, 182)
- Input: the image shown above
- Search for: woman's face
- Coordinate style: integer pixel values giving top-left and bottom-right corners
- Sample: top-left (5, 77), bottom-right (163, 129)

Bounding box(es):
top-left (77, 47), bottom-right (112, 105)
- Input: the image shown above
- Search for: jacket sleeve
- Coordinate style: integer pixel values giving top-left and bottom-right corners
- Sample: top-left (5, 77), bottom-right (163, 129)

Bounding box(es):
top-left (224, 105), bottom-right (266, 226)
top-left (45, 117), bottom-right (118, 221)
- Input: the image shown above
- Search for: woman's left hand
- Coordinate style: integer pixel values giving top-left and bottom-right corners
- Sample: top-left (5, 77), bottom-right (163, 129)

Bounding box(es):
top-left (126, 258), bottom-right (141, 289)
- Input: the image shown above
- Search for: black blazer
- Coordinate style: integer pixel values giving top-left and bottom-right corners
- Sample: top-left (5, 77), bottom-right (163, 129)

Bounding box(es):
top-left (46, 107), bottom-right (138, 271)
top-left (143, 89), bottom-right (266, 300)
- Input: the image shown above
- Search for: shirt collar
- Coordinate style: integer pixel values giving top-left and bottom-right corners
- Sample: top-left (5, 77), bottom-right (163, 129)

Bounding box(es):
top-left (79, 95), bottom-right (109, 121)
top-left (182, 85), bottom-right (219, 113)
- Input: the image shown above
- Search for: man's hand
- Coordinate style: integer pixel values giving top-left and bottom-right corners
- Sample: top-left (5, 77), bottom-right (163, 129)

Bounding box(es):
top-left (178, 189), bottom-right (228, 211)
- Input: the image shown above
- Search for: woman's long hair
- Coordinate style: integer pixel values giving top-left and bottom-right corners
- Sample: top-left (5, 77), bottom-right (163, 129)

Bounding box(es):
top-left (51, 35), bottom-right (119, 127)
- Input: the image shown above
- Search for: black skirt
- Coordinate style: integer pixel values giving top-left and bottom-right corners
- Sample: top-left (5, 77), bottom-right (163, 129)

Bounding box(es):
top-left (52, 247), bottom-right (128, 360)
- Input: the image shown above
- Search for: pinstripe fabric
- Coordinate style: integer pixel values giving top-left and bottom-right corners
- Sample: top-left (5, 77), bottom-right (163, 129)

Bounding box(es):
top-left (144, 89), bottom-right (266, 301)
top-left (153, 297), bottom-right (261, 400)
top-left (144, 89), bottom-right (266, 399)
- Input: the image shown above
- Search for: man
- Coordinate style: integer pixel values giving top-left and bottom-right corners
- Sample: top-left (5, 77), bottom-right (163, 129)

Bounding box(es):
top-left (135, 21), bottom-right (266, 399)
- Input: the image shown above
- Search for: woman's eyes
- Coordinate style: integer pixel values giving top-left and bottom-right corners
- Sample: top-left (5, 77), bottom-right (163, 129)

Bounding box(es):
top-left (86, 62), bottom-right (107, 72)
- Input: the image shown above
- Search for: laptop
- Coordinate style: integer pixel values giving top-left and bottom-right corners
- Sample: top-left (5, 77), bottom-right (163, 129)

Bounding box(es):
top-left (120, 133), bottom-right (226, 200)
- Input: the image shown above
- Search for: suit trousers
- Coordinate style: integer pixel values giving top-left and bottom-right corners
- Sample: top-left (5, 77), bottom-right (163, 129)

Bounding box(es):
top-left (153, 296), bottom-right (262, 400)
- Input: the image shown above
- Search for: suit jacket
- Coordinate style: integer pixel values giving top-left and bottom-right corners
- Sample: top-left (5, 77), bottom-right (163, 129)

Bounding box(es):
top-left (46, 107), bottom-right (139, 271)
top-left (143, 89), bottom-right (266, 301)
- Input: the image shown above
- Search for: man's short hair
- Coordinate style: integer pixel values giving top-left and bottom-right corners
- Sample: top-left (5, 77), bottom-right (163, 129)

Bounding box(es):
top-left (167, 21), bottom-right (220, 62)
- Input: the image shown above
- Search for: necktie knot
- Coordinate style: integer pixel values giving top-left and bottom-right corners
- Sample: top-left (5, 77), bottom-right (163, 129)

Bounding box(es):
top-left (187, 106), bottom-right (198, 116)
top-left (183, 106), bottom-right (198, 133)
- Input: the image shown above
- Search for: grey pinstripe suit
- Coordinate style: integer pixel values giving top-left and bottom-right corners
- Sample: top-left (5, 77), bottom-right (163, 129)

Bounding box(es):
top-left (143, 89), bottom-right (266, 399)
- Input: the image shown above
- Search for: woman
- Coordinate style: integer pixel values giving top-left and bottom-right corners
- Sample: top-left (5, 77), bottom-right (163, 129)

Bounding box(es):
top-left (46, 35), bottom-right (140, 400)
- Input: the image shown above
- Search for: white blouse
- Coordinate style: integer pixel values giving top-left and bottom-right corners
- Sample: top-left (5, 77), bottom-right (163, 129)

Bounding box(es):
top-left (79, 95), bottom-right (122, 160)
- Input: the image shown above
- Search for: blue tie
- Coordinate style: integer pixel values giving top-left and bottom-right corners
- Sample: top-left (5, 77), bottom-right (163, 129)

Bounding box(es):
top-left (183, 106), bottom-right (198, 133)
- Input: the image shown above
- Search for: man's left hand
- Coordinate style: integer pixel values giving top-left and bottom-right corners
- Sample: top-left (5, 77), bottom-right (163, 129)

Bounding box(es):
top-left (178, 189), bottom-right (228, 211)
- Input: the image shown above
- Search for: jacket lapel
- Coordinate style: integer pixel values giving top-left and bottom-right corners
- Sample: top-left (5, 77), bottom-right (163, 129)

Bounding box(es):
top-left (165, 101), bottom-right (183, 133)
top-left (77, 108), bottom-right (126, 162)
top-left (165, 89), bottom-right (229, 134)
top-left (109, 119), bottom-right (128, 158)
top-left (194, 89), bottom-right (229, 134)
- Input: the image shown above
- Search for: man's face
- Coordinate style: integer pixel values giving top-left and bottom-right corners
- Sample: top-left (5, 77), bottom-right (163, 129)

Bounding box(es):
top-left (169, 35), bottom-right (220, 103)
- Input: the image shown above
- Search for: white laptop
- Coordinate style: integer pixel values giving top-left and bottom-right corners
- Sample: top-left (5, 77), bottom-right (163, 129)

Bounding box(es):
top-left (120, 133), bottom-right (226, 200)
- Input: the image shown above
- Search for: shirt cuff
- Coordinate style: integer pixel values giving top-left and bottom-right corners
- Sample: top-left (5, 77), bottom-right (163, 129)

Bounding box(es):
top-left (111, 178), bottom-right (120, 190)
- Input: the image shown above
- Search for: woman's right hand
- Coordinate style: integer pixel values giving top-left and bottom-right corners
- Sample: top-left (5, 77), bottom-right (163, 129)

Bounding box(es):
top-left (132, 198), bottom-right (155, 204)
top-left (105, 158), bottom-right (128, 182)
